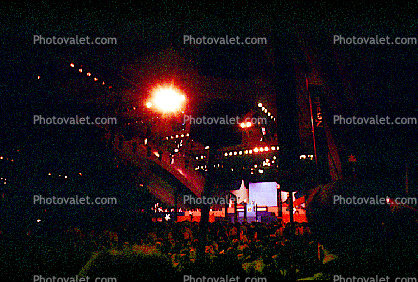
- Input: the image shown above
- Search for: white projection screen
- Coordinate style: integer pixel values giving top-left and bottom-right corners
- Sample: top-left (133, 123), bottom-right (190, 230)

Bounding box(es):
top-left (248, 182), bottom-right (278, 206)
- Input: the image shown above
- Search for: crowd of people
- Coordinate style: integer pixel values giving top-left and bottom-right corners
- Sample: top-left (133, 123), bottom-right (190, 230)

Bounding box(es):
top-left (75, 220), bottom-right (320, 280)
top-left (1, 178), bottom-right (418, 281)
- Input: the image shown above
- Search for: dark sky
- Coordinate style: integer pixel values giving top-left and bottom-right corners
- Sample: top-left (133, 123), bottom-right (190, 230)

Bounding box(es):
top-left (1, 3), bottom-right (418, 192)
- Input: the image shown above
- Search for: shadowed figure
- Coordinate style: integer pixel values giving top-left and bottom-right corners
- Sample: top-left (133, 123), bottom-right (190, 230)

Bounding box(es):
top-left (305, 177), bottom-right (418, 277)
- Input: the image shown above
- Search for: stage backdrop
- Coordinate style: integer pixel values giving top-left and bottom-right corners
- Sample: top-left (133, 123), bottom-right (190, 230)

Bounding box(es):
top-left (249, 182), bottom-right (278, 207)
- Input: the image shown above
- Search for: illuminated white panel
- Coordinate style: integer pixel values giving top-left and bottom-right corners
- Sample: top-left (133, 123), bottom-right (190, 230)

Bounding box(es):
top-left (249, 182), bottom-right (278, 207)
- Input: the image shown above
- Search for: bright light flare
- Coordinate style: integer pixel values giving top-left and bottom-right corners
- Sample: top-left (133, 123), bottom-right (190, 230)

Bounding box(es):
top-left (240, 121), bottom-right (252, 128)
top-left (152, 85), bottom-right (185, 113)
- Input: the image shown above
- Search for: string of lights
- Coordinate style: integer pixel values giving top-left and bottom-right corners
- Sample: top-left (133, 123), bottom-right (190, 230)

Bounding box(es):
top-left (69, 62), bottom-right (112, 89)
top-left (257, 102), bottom-right (276, 121)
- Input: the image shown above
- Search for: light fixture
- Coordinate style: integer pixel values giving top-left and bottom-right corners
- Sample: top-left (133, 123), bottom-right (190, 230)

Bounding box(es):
top-left (151, 84), bottom-right (185, 113)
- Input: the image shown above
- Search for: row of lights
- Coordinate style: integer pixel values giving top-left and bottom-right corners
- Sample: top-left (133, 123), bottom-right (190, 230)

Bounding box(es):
top-left (195, 163), bottom-right (225, 171)
top-left (70, 62), bottom-right (112, 89)
top-left (257, 103), bottom-right (276, 121)
top-left (166, 133), bottom-right (190, 140)
top-left (195, 157), bottom-right (277, 172)
top-left (195, 155), bottom-right (206, 160)
top-left (240, 121), bottom-right (252, 128)
top-left (47, 172), bottom-right (83, 178)
top-left (0, 156), bottom-right (14, 162)
top-left (223, 146), bottom-right (280, 157)
top-left (119, 106), bottom-right (138, 113)
top-left (152, 203), bottom-right (188, 213)
top-left (152, 208), bottom-right (199, 213)
top-left (300, 155), bottom-right (314, 160)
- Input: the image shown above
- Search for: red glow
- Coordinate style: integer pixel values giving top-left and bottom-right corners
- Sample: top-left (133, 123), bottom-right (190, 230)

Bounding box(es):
top-left (151, 84), bottom-right (185, 113)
